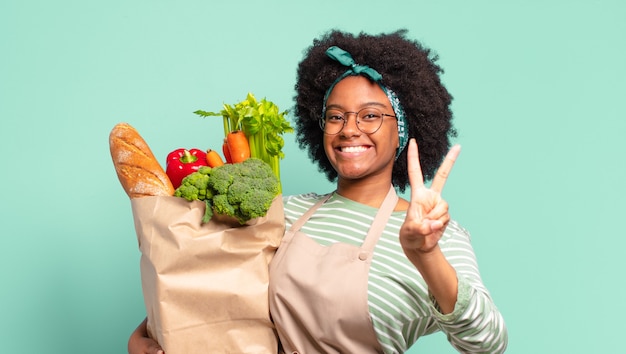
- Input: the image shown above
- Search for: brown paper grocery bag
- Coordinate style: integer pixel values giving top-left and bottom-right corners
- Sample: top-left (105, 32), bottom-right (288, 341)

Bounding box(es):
top-left (130, 195), bottom-right (284, 354)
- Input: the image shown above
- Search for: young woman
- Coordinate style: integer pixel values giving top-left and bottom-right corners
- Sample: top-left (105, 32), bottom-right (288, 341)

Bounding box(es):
top-left (129, 29), bottom-right (507, 354)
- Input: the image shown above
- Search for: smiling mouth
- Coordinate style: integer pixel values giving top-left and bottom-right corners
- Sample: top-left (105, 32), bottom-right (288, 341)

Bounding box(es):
top-left (339, 145), bottom-right (369, 153)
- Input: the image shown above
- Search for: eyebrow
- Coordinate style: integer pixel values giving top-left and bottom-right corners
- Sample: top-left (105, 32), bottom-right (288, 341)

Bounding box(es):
top-left (325, 101), bottom-right (389, 111)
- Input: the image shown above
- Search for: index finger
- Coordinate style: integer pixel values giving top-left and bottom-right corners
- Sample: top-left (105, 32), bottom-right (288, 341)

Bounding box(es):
top-left (407, 138), bottom-right (425, 189)
top-left (430, 144), bottom-right (461, 193)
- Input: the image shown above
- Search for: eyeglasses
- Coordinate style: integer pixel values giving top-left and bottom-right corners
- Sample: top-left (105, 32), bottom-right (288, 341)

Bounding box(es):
top-left (319, 107), bottom-right (396, 135)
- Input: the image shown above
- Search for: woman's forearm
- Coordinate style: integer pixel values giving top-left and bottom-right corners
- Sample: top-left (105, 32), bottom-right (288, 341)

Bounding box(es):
top-left (405, 245), bottom-right (458, 314)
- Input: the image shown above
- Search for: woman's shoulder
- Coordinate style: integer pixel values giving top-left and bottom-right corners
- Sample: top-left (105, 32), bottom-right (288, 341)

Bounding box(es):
top-left (282, 192), bottom-right (330, 205)
top-left (281, 192), bottom-right (329, 214)
top-left (282, 192), bottom-right (333, 227)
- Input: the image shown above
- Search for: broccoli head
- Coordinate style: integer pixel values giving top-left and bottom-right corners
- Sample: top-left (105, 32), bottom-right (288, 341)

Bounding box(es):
top-left (174, 166), bottom-right (213, 201)
top-left (208, 166), bottom-right (234, 195)
top-left (211, 194), bottom-right (237, 217)
top-left (173, 158), bottom-right (279, 224)
top-left (238, 189), bottom-right (276, 221)
top-left (208, 158), bottom-right (279, 224)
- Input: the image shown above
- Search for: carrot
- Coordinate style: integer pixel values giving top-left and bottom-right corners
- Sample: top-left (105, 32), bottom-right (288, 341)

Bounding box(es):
top-left (222, 138), bottom-right (233, 163)
top-left (206, 148), bottom-right (225, 167)
top-left (226, 130), bottom-right (250, 163)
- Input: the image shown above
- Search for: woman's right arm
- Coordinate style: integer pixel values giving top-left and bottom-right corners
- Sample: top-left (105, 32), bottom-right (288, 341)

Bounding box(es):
top-left (128, 318), bottom-right (164, 354)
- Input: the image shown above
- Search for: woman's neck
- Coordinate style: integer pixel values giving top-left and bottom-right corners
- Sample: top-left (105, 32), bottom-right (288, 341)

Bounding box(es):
top-left (335, 178), bottom-right (392, 208)
top-left (335, 177), bottom-right (409, 211)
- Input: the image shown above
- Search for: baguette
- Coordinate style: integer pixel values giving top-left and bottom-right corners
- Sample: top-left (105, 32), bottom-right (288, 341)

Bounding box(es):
top-left (109, 123), bottom-right (175, 198)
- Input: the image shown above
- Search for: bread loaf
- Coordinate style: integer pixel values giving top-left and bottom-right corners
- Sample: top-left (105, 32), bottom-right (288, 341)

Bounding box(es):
top-left (109, 123), bottom-right (175, 198)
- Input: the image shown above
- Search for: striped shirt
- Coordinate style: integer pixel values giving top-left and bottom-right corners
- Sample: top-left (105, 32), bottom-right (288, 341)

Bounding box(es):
top-left (283, 192), bottom-right (508, 354)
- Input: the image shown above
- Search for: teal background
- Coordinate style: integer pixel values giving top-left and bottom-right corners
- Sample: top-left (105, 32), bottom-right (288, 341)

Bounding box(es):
top-left (1, 0), bottom-right (625, 353)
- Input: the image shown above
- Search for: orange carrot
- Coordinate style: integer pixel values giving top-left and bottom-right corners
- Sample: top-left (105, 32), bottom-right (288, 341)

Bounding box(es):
top-left (226, 130), bottom-right (250, 163)
top-left (222, 138), bottom-right (233, 164)
top-left (206, 149), bottom-right (225, 167)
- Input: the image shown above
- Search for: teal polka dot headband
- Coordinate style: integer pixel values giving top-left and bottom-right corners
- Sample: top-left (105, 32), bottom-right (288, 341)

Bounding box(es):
top-left (322, 46), bottom-right (408, 160)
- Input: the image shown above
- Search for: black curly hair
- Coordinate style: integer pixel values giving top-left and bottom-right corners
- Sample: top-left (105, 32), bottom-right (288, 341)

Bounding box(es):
top-left (293, 29), bottom-right (456, 192)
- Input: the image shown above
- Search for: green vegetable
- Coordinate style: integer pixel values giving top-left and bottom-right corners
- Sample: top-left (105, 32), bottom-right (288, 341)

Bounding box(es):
top-left (194, 93), bottom-right (293, 193)
top-left (174, 158), bottom-right (280, 224)
top-left (174, 166), bottom-right (213, 201)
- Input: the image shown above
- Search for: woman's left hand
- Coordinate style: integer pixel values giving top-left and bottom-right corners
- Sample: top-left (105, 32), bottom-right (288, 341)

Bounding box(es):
top-left (399, 138), bottom-right (460, 254)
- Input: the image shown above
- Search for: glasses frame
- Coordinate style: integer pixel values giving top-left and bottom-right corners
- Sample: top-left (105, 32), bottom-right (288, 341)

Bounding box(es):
top-left (319, 107), bottom-right (396, 135)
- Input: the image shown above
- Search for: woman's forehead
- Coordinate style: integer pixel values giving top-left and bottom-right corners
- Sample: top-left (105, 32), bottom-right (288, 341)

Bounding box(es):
top-left (325, 76), bottom-right (391, 108)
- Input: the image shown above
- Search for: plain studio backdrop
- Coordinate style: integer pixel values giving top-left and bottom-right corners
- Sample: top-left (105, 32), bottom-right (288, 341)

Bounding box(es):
top-left (1, 1), bottom-right (624, 353)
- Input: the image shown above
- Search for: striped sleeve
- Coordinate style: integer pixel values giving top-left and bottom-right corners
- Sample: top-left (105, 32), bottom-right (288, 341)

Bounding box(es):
top-left (430, 221), bottom-right (509, 353)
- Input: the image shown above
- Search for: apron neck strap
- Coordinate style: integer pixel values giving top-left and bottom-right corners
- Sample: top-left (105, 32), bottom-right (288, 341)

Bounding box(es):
top-left (288, 193), bottom-right (333, 232)
top-left (360, 186), bottom-right (398, 254)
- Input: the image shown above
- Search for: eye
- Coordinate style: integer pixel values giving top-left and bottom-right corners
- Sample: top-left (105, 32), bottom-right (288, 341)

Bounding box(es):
top-left (359, 109), bottom-right (382, 122)
top-left (325, 111), bottom-right (344, 122)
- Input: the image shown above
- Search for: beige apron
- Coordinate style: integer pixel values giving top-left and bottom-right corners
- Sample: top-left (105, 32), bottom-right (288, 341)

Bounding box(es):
top-left (269, 187), bottom-right (398, 354)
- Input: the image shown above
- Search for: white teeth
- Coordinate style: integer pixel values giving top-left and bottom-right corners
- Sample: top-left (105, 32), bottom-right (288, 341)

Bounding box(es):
top-left (341, 146), bottom-right (368, 153)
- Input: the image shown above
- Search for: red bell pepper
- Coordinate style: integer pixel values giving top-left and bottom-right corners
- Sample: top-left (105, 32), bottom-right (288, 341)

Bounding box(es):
top-left (166, 148), bottom-right (208, 189)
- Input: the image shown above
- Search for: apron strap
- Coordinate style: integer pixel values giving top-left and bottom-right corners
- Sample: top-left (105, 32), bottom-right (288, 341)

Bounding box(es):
top-left (360, 186), bottom-right (398, 255)
top-left (288, 193), bottom-right (333, 233)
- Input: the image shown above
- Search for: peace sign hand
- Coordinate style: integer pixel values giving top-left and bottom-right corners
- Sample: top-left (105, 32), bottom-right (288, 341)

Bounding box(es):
top-left (399, 139), bottom-right (461, 254)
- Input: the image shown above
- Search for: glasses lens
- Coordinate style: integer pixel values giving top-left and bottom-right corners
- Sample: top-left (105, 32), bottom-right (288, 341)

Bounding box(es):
top-left (321, 110), bottom-right (345, 135)
top-left (356, 108), bottom-right (383, 134)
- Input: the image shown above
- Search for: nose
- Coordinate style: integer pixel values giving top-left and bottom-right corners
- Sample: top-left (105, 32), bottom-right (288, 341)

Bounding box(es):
top-left (340, 113), bottom-right (361, 136)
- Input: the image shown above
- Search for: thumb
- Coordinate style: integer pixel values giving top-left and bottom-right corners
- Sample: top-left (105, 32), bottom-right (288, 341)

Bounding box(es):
top-left (427, 219), bottom-right (444, 232)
